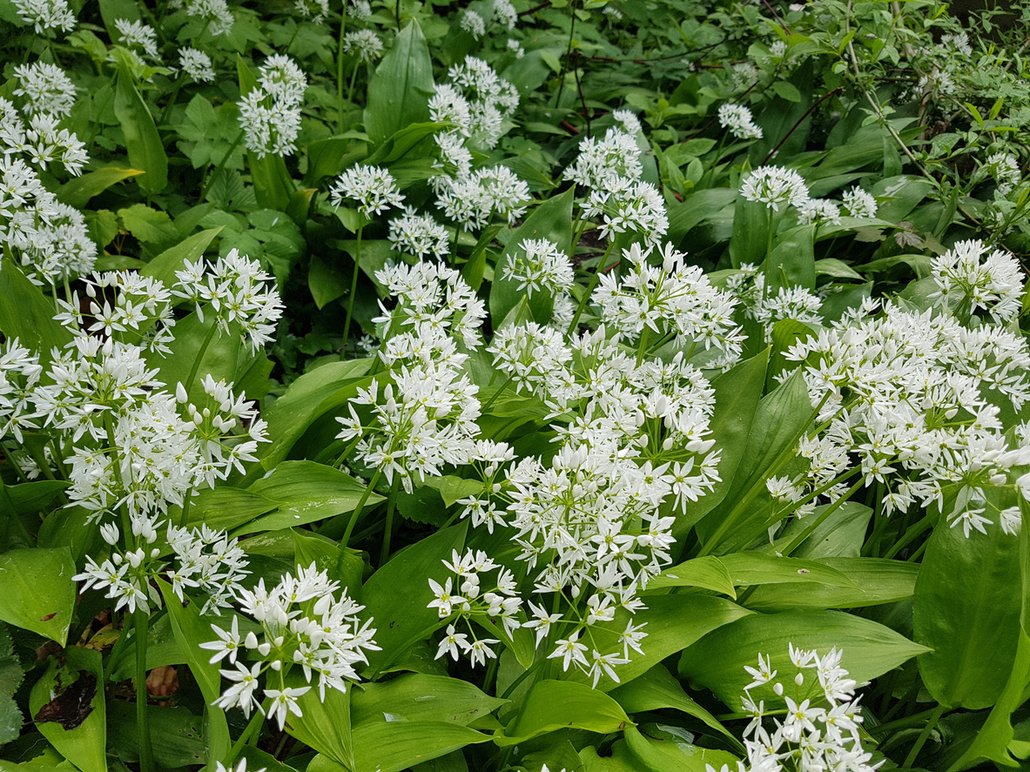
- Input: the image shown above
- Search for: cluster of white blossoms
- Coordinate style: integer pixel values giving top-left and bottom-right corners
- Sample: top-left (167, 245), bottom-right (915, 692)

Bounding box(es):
top-left (718, 103), bottom-right (763, 140)
top-left (202, 564), bottom-right (379, 728)
top-left (741, 167), bottom-right (878, 226)
top-left (430, 55), bottom-right (519, 150)
top-left (436, 165), bottom-right (531, 231)
top-left (928, 239), bottom-right (1023, 323)
top-left (295, 0), bottom-right (329, 23)
top-left (708, 644), bottom-right (880, 772)
top-left (566, 110), bottom-right (669, 245)
top-left (783, 294), bottom-right (1030, 536)
top-left (726, 263), bottom-right (824, 343)
top-left (238, 55), bottom-right (307, 157)
top-left (170, 0), bottom-right (235, 35)
top-left (503, 238), bottom-right (575, 298)
top-left (12, 0), bottom-right (76, 34)
top-left (178, 47), bottom-right (216, 82)
top-left (593, 242), bottom-right (745, 368)
top-left (982, 151), bottom-right (1022, 195)
top-left (459, 0), bottom-right (517, 38)
top-left (172, 248), bottom-right (286, 351)
top-left (343, 28), bottom-right (384, 62)
top-left (114, 18), bottom-right (160, 61)
top-left (329, 163), bottom-right (405, 219)
top-left (336, 261), bottom-right (494, 492)
top-left (0, 62), bottom-right (94, 285)
top-left (387, 206), bottom-right (450, 259)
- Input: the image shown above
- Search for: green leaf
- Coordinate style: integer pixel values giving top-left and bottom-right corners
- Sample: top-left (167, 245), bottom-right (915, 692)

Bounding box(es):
top-left (489, 188), bottom-right (575, 326)
top-left (745, 558), bottom-right (919, 610)
top-left (141, 227), bottom-right (222, 288)
top-left (364, 20), bottom-right (435, 146)
top-left (288, 687), bottom-right (354, 770)
top-left (56, 167), bottom-right (143, 208)
top-left (351, 721), bottom-right (489, 772)
top-left (113, 66), bottom-right (167, 194)
top-left (29, 647), bottom-right (107, 772)
top-left (352, 674), bottom-right (506, 726)
top-left (498, 680), bottom-right (631, 746)
top-left (647, 556), bottom-right (735, 597)
top-left (915, 512), bottom-right (1022, 709)
top-left (610, 666), bottom-right (733, 741)
top-left (622, 725), bottom-right (740, 771)
top-left (0, 262), bottom-right (72, 365)
top-left (117, 204), bottom-right (179, 251)
top-left (728, 195), bottom-right (770, 268)
top-left (106, 702), bottom-right (207, 769)
top-left (764, 224), bottom-right (816, 291)
top-left (772, 80), bottom-right (802, 103)
top-left (361, 524), bottom-right (467, 676)
top-left (0, 547), bottom-right (76, 644)
top-left (679, 609), bottom-right (928, 707)
top-left (716, 552), bottom-right (859, 589)
top-left (260, 359), bottom-right (373, 468)
top-left (239, 461), bottom-right (382, 534)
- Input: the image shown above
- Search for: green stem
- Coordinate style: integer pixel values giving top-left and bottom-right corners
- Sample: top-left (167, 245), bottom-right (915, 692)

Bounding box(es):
top-left (379, 479), bottom-right (400, 566)
top-left (343, 61), bottom-right (360, 125)
top-left (567, 243), bottom-right (615, 335)
top-left (336, 3), bottom-right (349, 132)
top-left (884, 513), bottom-right (934, 559)
top-left (902, 704), bottom-right (946, 768)
top-left (226, 701), bottom-right (269, 764)
top-left (343, 225), bottom-right (364, 348)
top-left (340, 466), bottom-right (382, 549)
top-left (184, 321), bottom-right (219, 395)
top-left (780, 478), bottom-right (864, 556)
top-left (481, 375), bottom-right (514, 412)
top-left (134, 609), bottom-right (155, 772)
top-left (159, 75), bottom-right (185, 125)
top-left (201, 128), bottom-right (246, 201)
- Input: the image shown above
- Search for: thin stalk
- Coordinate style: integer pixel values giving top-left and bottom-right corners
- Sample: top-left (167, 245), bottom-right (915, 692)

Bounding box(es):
top-left (379, 479), bottom-right (400, 565)
top-left (780, 478), bottom-right (864, 556)
top-left (343, 61), bottom-right (360, 127)
top-left (884, 513), bottom-right (934, 559)
top-left (159, 77), bottom-right (184, 126)
top-left (553, 0), bottom-right (578, 108)
top-left (134, 609), bottom-right (155, 772)
top-left (226, 701), bottom-right (269, 764)
top-left (340, 466), bottom-right (382, 549)
top-left (481, 375), bottom-right (514, 413)
top-left (567, 243), bottom-right (615, 334)
top-left (342, 225), bottom-right (364, 348)
top-left (902, 704), bottom-right (946, 768)
top-left (183, 322), bottom-right (219, 395)
top-left (201, 129), bottom-right (246, 201)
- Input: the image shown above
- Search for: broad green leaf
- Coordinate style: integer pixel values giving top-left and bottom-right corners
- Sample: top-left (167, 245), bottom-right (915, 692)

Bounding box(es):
top-left (288, 686), bottom-right (354, 770)
top-left (351, 721), bottom-right (489, 772)
top-left (745, 558), bottom-right (918, 610)
top-left (622, 726), bottom-right (741, 772)
top-left (498, 680), bottom-right (631, 746)
top-left (361, 523), bottom-right (468, 675)
top-left (0, 262), bottom-right (72, 365)
top-left (364, 20), bottom-right (435, 146)
top-left (0, 547), bottom-right (76, 644)
top-left (29, 647), bottom-right (107, 772)
top-left (490, 188), bottom-right (576, 326)
top-left (240, 461), bottom-right (382, 534)
top-left (728, 195), bottom-right (770, 267)
top-left (716, 552), bottom-right (859, 590)
top-left (106, 702), bottom-right (206, 769)
top-left (260, 359), bottom-right (373, 468)
top-left (141, 227), bottom-right (222, 288)
top-left (915, 513), bottom-right (1021, 709)
top-left (610, 666), bottom-right (733, 740)
top-left (679, 609), bottom-right (928, 707)
top-left (113, 66), bottom-right (167, 194)
top-left (186, 487), bottom-right (277, 532)
top-left (352, 673), bottom-right (506, 726)
top-left (764, 224), bottom-right (816, 291)
top-left (776, 501), bottom-right (872, 559)
top-left (678, 348), bottom-right (768, 533)
top-left (56, 167), bottom-right (143, 208)
top-left (647, 556), bottom-right (735, 597)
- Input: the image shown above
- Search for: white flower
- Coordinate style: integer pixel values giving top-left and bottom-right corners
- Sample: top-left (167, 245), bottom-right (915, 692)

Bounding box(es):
top-left (929, 239), bottom-right (1023, 322)
top-left (718, 103), bottom-right (763, 140)
top-left (740, 165), bottom-right (810, 211)
top-left (343, 29), bottom-right (384, 62)
top-left (264, 686), bottom-right (309, 729)
top-left (178, 47), bottom-right (215, 82)
top-left (114, 19), bottom-right (159, 59)
top-left (238, 55), bottom-right (307, 158)
top-left (11, 0), bottom-right (75, 33)
top-left (13, 62), bottom-right (76, 118)
top-left (504, 238), bottom-right (574, 296)
top-left (841, 186), bottom-right (878, 218)
top-left (330, 164), bottom-right (404, 218)
top-left (436, 165), bottom-right (530, 231)
top-left (388, 207), bottom-right (450, 259)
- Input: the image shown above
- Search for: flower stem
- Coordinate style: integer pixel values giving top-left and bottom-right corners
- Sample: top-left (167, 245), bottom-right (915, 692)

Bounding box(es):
top-left (379, 478), bottom-right (400, 565)
top-left (902, 703), bottom-right (946, 768)
top-left (134, 609), bottom-right (155, 772)
top-left (342, 225), bottom-right (364, 349)
top-left (567, 243), bottom-right (615, 335)
top-left (336, 4), bottom-right (349, 132)
top-left (341, 466), bottom-right (382, 549)
top-left (184, 321), bottom-right (219, 396)
top-left (201, 128), bottom-right (245, 201)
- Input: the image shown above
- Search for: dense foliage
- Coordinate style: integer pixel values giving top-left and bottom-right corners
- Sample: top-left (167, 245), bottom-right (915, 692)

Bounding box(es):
top-left (1, 0), bottom-right (1030, 770)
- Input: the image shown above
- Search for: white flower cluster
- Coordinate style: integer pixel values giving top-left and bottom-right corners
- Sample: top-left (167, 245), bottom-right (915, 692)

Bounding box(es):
top-left (114, 18), bottom-right (160, 60)
top-left (503, 238), bottom-right (574, 297)
top-left (718, 103), bottom-right (763, 140)
top-left (173, 248), bottom-right (285, 351)
top-left (172, 0), bottom-right (235, 35)
top-left (784, 298), bottom-right (1030, 536)
top-left (928, 239), bottom-right (1023, 323)
top-left (388, 206), bottom-right (450, 259)
top-left (178, 47), bottom-right (216, 82)
top-left (429, 549), bottom-right (520, 666)
top-left (343, 29), bottom-right (384, 62)
top-left (295, 0), bottom-right (330, 23)
top-left (566, 112), bottom-right (669, 245)
top-left (336, 262), bottom-right (492, 492)
top-left (727, 263), bottom-right (824, 343)
top-left (429, 56), bottom-right (519, 150)
top-left (459, 0), bottom-right (517, 38)
top-left (983, 152), bottom-right (1021, 195)
top-left (75, 520), bottom-right (250, 616)
top-left (593, 242), bottom-right (745, 368)
top-left (11, 0), bottom-right (76, 34)
top-left (711, 644), bottom-right (880, 772)
top-left (0, 339), bottom-right (43, 444)
top-left (202, 563), bottom-right (379, 728)
top-left (436, 165), bottom-right (531, 232)
top-left (741, 168), bottom-right (877, 225)
top-left (329, 163), bottom-right (405, 219)
top-left (238, 55), bottom-right (307, 158)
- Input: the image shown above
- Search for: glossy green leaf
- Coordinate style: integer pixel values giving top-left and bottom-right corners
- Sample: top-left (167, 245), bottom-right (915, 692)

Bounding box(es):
top-left (364, 20), bottom-right (435, 146)
top-left (56, 167), bottom-right (143, 208)
top-left (141, 227), bottom-right (223, 288)
top-left (610, 666), bottom-right (733, 741)
top-left (113, 66), bottom-right (167, 194)
top-left (498, 680), bottom-right (631, 746)
top-left (288, 686), bottom-right (354, 769)
top-left (717, 552), bottom-right (859, 590)
top-left (352, 673), bottom-right (506, 726)
top-left (0, 547), bottom-right (76, 644)
top-left (351, 721), bottom-right (489, 772)
top-left (622, 725), bottom-right (740, 772)
top-left (0, 262), bottom-right (72, 365)
top-left (680, 610), bottom-right (928, 706)
top-left (29, 647), bottom-right (107, 772)
top-left (647, 556), bottom-right (735, 596)
top-left (746, 557), bottom-right (918, 610)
